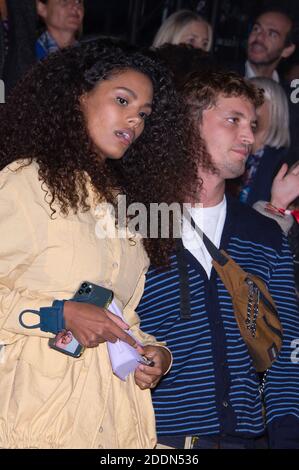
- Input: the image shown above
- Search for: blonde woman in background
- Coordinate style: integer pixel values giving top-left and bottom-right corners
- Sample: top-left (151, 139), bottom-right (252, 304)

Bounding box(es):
top-left (153, 9), bottom-right (212, 52)
top-left (238, 77), bottom-right (291, 206)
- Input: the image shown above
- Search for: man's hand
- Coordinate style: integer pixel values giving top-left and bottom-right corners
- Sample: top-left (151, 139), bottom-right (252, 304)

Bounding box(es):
top-left (63, 301), bottom-right (137, 348)
top-left (134, 345), bottom-right (172, 390)
top-left (271, 163), bottom-right (299, 209)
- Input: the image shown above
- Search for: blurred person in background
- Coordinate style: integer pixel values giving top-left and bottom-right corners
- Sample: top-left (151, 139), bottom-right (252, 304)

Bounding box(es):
top-left (227, 5), bottom-right (299, 167)
top-left (245, 7), bottom-right (296, 81)
top-left (0, 0), bottom-right (36, 94)
top-left (253, 161), bottom-right (299, 296)
top-left (0, 0), bottom-right (8, 78)
top-left (153, 9), bottom-right (212, 52)
top-left (36, 0), bottom-right (84, 60)
top-left (238, 77), bottom-right (291, 206)
top-left (280, 48), bottom-right (299, 85)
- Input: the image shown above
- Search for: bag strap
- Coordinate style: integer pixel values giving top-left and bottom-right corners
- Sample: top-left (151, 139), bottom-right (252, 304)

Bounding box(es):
top-left (176, 239), bottom-right (192, 320)
top-left (176, 215), bottom-right (227, 321)
top-left (190, 216), bottom-right (228, 266)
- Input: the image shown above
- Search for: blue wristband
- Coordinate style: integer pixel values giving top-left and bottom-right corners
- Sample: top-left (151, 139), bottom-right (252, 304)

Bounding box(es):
top-left (19, 300), bottom-right (66, 334)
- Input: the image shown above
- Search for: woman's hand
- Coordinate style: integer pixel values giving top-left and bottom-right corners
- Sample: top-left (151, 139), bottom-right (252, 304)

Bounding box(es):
top-left (134, 345), bottom-right (172, 390)
top-left (271, 163), bottom-right (299, 209)
top-left (63, 300), bottom-right (138, 348)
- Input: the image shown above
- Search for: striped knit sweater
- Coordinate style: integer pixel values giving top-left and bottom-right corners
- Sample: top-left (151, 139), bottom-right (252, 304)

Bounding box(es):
top-left (137, 196), bottom-right (299, 448)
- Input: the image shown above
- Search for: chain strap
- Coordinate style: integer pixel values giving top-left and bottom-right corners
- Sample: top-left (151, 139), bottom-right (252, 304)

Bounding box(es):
top-left (258, 369), bottom-right (268, 395)
top-left (245, 278), bottom-right (268, 397)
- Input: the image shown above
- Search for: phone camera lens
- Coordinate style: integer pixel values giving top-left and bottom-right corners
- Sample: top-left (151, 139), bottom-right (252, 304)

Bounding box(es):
top-left (86, 287), bottom-right (91, 294)
top-left (82, 282), bottom-right (87, 288)
top-left (78, 289), bottom-right (83, 295)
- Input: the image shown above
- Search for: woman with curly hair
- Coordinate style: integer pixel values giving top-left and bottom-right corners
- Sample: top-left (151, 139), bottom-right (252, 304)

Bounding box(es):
top-left (0, 39), bottom-right (200, 448)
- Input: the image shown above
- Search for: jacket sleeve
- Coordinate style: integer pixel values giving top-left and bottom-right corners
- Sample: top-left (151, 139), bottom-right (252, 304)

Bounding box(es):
top-left (265, 236), bottom-right (299, 448)
top-left (123, 270), bottom-right (166, 347)
top-left (0, 170), bottom-right (54, 340)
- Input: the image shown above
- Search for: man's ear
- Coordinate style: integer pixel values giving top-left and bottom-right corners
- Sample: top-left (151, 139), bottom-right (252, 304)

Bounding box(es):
top-left (36, 0), bottom-right (48, 20)
top-left (281, 43), bottom-right (296, 59)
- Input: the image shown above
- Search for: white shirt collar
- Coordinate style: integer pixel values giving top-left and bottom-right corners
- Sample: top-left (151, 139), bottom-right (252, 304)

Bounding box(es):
top-left (182, 196), bottom-right (227, 278)
top-left (245, 60), bottom-right (280, 83)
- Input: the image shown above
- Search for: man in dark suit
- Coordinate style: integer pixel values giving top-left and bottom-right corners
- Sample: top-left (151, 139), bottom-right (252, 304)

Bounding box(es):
top-left (245, 7), bottom-right (296, 81)
top-left (228, 6), bottom-right (298, 166)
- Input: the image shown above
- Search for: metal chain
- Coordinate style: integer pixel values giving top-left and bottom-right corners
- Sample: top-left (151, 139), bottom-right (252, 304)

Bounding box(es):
top-left (258, 370), bottom-right (268, 395)
top-left (245, 278), bottom-right (260, 337)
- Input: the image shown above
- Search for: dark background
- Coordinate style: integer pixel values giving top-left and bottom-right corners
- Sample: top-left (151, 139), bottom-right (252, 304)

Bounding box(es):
top-left (82, 0), bottom-right (299, 63)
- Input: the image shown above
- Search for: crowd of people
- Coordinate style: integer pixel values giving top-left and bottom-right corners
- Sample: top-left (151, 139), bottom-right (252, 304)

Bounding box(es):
top-left (0, 0), bottom-right (299, 450)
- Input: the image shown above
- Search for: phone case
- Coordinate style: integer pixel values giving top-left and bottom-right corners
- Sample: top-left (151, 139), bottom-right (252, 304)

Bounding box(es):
top-left (72, 281), bottom-right (113, 307)
top-left (48, 282), bottom-right (113, 358)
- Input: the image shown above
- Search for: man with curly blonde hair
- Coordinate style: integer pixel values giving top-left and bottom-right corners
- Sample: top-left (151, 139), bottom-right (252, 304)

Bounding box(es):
top-left (138, 63), bottom-right (299, 449)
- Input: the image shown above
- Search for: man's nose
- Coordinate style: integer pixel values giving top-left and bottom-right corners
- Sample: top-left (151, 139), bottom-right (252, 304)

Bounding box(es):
top-left (241, 126), bottom-right (255, 145)
top-left (255, 28), bottom-right (266, 42)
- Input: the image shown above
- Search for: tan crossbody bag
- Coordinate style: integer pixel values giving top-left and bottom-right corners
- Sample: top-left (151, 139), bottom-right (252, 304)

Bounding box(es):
top-left (189, 216), bottom-right (283, 372)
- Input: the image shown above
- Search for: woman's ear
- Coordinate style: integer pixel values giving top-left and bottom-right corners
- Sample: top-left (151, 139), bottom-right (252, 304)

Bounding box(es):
top-left (79, 93), bottom-right (89, 116)
top-left (79, 93), bottom-right (87, 107)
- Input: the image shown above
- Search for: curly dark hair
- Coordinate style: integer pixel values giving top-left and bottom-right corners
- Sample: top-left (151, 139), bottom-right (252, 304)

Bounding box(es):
top-left (155, 44), bottom-right (219, 173)
top-left (0, 39), bottom-right (200, 266)
top-left (155, 43), bottom-right (217, 89)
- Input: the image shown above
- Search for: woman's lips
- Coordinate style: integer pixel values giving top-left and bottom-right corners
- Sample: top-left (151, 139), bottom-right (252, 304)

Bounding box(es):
top-left (114, 129), bottom-right (134, 146)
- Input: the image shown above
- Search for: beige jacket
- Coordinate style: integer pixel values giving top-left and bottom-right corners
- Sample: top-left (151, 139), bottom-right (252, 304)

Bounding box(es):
top-left (0, 161), bottom-right (158, 449)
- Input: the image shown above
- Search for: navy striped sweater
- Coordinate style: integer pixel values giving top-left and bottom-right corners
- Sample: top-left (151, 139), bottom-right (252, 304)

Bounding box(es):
top-left (137, 196), bottom-right (299, 448)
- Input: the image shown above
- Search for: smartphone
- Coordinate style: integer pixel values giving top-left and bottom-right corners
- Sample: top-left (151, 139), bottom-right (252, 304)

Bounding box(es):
top-left (48, 282), bottom-right (113, 358)
top-left (139, 356), bottom-right (155, 367)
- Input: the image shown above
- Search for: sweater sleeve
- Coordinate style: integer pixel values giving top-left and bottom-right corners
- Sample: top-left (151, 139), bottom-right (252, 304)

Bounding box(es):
top-left (0, 169), bottom-right (54, 340)
top-left (252, 200), bottom-right (294, 235)
top-left (123, 270), bottom-right (166, 347)
top-left (265, 236), bottom-right (299, 448)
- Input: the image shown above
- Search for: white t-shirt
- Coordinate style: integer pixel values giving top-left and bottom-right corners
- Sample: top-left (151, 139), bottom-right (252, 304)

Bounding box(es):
top-left (182, 196), bottom-right (227, 278)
